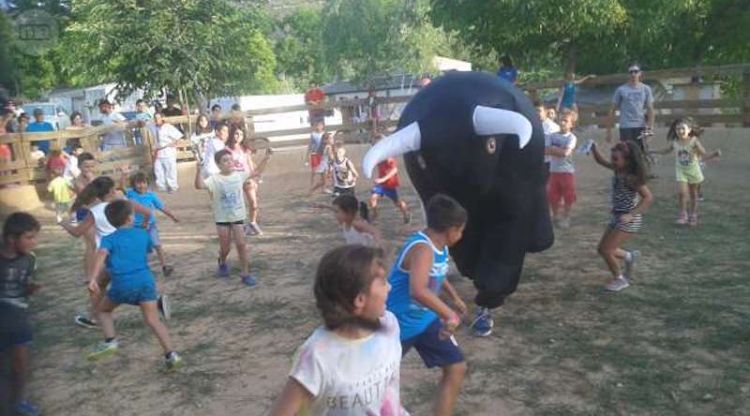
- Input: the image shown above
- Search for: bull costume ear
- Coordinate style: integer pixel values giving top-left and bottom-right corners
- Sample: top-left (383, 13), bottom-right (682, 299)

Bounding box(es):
top-left (362, 122), bottom-right (421, 178)
top-left (472, 106), bottom-right (532, 149)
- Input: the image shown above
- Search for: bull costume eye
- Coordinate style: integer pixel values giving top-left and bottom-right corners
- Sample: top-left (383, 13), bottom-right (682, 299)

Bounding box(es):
top-left (486, 137), bottom-right (497, 154)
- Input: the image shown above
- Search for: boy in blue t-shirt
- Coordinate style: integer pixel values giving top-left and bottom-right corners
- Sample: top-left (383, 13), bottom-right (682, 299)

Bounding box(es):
top-left (122, 170), bottom-right (179, 277)
top-left (85, 200), bottom-right (183, 370)
top-left (386, 194), bottom-right (468, 416)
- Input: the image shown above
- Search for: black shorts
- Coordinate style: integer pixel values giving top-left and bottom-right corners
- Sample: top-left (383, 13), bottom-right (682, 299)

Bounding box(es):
top-left (401, 318), bottom-right (465, 369)
top-left (0, 302), bottom-right (32, 351)
top-left (216, 220), bottom-right (244, 227)
top-left (619, 127), bottom-right (646, 152)
top-left (332, 187), bottom-right (355, 197)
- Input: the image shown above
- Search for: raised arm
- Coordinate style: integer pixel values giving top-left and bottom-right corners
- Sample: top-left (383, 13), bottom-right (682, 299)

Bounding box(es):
top-left (574, 74), bottom-right (596, 85)
top-left (591, 142), bottom-right (614, 170)
top-left (194, 163), bottom-right (206, 189)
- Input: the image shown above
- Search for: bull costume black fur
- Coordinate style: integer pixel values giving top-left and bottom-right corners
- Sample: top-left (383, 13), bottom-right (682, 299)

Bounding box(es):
top-left (363, 71), bottom-right (554, 314)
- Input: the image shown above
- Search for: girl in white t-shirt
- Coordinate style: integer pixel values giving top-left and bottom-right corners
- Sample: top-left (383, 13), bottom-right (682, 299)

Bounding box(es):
top-left (226, 128), bottom-right (271, 236)
top-left (60, 176), bottom-right (153, 328)
top-left (190, 114), bottom-right (215, 165)
top-left (270, 245), bottom-right (408, 416)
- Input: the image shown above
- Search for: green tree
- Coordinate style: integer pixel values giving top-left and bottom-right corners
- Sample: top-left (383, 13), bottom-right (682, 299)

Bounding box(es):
top-left (62, 0), bottom-right (278, 101)
top-left (273, 7), bottom-right (330, 90)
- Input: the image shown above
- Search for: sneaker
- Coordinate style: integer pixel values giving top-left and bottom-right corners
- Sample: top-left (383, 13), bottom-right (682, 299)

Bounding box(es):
top-left (623, 250), bottom-right (640, 281)
top-left (689, 214), bottom-right (698, 227)
top-left (87, 339), bottom-right (119, 361)
top-left (16, 400), bottom-right (41, 416)
top-left (248, 221), bottom-right (264, 236)
top-left (165, 351), bottom-right (184, 370)
top-left (158, 295), bottom-right (171, 320)
top-left (162, 265), bottom-right (174, 277)
top-left (676, 212), bottom-right (688, 225)
top-left (217, 260), bottom-right (230, 278)
top-left (605, 276), bottom-right (630, 292)
top-left (74, 315), bottom-right (97, 329)
top-left (241, 274), bottom-right (258, 287)
top-left (470, 307), bottom-right (493, 337)
top-left (403, 211), bottom-right (412, 225)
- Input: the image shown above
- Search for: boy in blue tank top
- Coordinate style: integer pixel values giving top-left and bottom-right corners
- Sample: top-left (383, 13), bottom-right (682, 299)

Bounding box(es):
top-left (387, 194), bottom-right (468, 416)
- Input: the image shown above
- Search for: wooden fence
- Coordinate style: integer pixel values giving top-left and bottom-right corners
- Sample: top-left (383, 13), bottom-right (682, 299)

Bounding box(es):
top-left (2, 63), bottom-right (749, 190)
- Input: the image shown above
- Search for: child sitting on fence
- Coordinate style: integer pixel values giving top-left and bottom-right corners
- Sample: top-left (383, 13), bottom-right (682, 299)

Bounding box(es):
top-left (85, 200), bottom-right (183, 370)
top-left (270, 245), bottom-right (407, 415)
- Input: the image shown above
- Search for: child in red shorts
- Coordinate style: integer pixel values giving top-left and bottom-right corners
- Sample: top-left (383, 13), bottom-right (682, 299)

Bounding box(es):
top-left (304, 121), bottom-right (325, 191)
top-left (545, 110), bottom-right (578, 228)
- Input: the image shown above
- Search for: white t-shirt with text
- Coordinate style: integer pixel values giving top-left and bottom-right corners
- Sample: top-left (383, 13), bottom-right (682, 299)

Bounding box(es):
top-left (203, 171), bottom-right (250, 223)
top-left (290, 311), bottom-right (408, 416)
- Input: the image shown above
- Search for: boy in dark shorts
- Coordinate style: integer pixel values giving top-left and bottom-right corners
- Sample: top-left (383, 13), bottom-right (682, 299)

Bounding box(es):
top-left (386, 194), bottom-right (468, 416)
top-left (85, 200), bottom-right (183, 369)
top-left (1, 213), bottom-right (42, 416)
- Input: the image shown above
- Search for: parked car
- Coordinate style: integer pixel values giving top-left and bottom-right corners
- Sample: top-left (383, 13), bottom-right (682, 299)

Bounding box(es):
top-left (21, 102), bottom-right (70, 130)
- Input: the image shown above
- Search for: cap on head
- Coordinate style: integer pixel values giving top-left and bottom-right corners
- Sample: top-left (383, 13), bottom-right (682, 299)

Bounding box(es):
top-left (628, 64), bottom-right (641, 73)
top-left (33, 108), bottom-right (43, 116)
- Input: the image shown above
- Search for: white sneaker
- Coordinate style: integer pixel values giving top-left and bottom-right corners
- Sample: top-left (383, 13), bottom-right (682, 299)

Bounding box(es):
top-left (605, 276), bottom-right (630, 292)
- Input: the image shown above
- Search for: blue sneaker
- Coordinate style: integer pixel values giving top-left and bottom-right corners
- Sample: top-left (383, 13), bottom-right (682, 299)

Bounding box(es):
top-left (16, 400), bottom-right (41, 416)
top-left (470, 307), bottom-right (494, 337)
top-left (217, 260), bottom-right (230, 278)
top-left (241, 274), bottom-right (258, 287)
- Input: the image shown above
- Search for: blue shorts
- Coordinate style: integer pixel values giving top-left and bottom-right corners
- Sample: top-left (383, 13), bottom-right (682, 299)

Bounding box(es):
top-left (0, 303), bottom-right (32, 351)
top-left (401, 318), bottom-right (464, 368)
top-left (148, 225), bottom-right (161, 247)
top-left (371, 185), bottom-right (399, 202)
top-left (108, 280), bottom-right (158, 306)
top-left (76, 207), bottom-right (90, 222)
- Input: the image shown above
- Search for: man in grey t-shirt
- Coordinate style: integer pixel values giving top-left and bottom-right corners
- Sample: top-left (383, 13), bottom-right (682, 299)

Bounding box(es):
top-left (606, 64), bottom-right (655, 151)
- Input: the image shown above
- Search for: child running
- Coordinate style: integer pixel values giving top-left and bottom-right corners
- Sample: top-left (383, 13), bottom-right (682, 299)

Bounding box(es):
top-left (47, 166), bottom-right (74, 223)
top-left (270, 245), bottom-right (407, 416)
top-left (1, 213), bottom-right (42, 416)
top-left (308, 132), bottom-right (334, 196)
top-left (545, 109), bottom-right (578, 228)
top-left (85, 200), bottom-right (183, 369)
top-left (194, 149), bottom-right (257, 286)
top-left (591, 140), bottom-right (654, 292)
top-left (369, 133), bottom-right (411, 224)
top-left (331, 144), bottom-right (358, 197)
top-left (122, 170), bottom-right (180, 276)
top-left (312, 194), bottom-right (382, 247)
top-left (387, 194), bottom-right (468, 416)
top-left (652, 117), bottom-right (721, 226)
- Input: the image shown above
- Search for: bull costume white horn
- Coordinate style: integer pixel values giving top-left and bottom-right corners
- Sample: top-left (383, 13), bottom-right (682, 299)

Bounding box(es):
top-left (362, 121), bottom-right (421, 178)
top-left (472, 105), bottom-right (532, 149)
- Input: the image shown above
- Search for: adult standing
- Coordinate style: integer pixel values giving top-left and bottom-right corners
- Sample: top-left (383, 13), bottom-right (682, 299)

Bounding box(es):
top-left (25, 108), bottom-right (54, 154)
top-left (606, 63), bottom-right (655, 150)
top-left (304, 83), bottom-right (327, 126)
top-left (134, 99), bottom-right (152, 145)
top-left (496, 55), bottom-right (518, 84)
top-left (149, 112), bottom-right (183, 193)
top-left (556, 72), bottom-right (596, 113)
top-left (98, 99), bottom-right (128, 151)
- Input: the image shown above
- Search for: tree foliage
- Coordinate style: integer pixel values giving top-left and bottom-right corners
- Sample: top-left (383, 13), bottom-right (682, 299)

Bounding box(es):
top-left (62, 0), bottom-right (278, 101)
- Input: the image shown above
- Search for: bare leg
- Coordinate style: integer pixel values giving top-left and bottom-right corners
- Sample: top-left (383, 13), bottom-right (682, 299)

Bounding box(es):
top-left (369, 193), bottom-right (379, 221)
top-left (245, 183), bottom-right (259, 224)
top-left (563, 203), bottom-right (573, 221)
top-left (688, 183), bottom-right (699, 216)
top-left (597, 228), bottom-right (634, 278)
top-left (216, 225), bottom-right (232, 264)
top-left (96, 297), bottom-right (119, 340)
top-left (88, 272), bottom-right (110, 323)
top-left (435, 362), bottom-right (467, 416)
top-left (139, 301), bottom-right (173, 353)
top-left (232, 224), bottom-right (249, 275)
top-left (677, 181), bottom-right (689, 214)
top-left (154, 245), bottom-right (166, 269)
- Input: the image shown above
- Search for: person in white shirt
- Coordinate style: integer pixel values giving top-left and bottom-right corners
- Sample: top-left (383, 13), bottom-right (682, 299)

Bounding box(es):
top-left (150, 112), bottom-right (183, 193)
top-left (536, 101), bottom-right (560, 177)
top-left (270, 245), bottom-right (408, 416)
top-left (98, 100), bottom-right (128, 150)
top-left (202, 122), bottom-right (229, 178)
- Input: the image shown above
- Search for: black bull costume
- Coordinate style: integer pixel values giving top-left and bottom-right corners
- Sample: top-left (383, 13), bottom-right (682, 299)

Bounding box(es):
top-left (363, 71), bottom-right (554, 309)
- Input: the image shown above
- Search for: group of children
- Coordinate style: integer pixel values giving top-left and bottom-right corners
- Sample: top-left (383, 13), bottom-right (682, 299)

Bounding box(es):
top-left (538, 101), bottom-right (721, 291)
top-left (1, 100), bottom-right (726, 415)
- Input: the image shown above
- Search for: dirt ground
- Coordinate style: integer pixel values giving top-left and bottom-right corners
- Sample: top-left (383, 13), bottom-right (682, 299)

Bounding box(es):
top-left (11, 128), bottom-right (750, 415)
